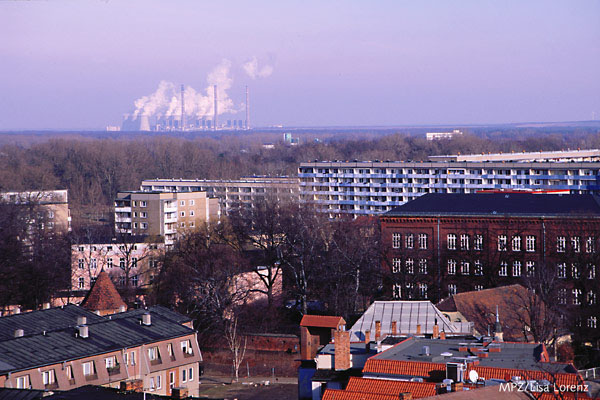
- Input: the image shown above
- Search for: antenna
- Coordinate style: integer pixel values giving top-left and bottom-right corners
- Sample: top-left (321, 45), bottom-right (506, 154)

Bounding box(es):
top-left (180, 84), bottom-right (185, 131)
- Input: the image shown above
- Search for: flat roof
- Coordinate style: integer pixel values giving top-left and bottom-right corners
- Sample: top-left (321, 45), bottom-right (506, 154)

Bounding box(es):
top-left (428, 149), bottom-right (600, 162)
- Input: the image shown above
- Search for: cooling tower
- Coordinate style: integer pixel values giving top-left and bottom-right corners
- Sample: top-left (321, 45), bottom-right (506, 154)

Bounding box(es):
top-left (139, 115), bottom-right (150, 131)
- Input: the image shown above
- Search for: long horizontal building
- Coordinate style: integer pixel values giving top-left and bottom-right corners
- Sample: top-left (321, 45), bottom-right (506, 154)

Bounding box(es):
top-left (299, 149), bottom-right (600, 215)
top-left (140, 176), bottom-right (298, 215)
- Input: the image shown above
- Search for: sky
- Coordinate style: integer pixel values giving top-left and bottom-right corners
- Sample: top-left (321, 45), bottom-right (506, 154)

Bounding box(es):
top-left (0, 0), bottom-right (599, 130)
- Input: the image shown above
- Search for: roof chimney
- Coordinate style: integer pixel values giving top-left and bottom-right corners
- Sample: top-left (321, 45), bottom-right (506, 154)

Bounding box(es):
top-left (77, 316), bottom-right (87, 326)
top-left (391, 320), bottom-right (397, 335)
top-left (14, 306), bottom-right (20, 315)
top-left (333, 329), bottom-right (350, 371)
top-left (14, 329), bottom-right (24, 338)
top-left (365, 330), bottom-right (371, 352)
top-left (433, 318), bottom-right (439, 339)
top-left (440, 331), bottom-right (446, 340)
top-left (494, 305), bottom-right (503, 342)
top-left (416, 324), bottom-right (422, 335)
top-left (399, 392), bottom-right (413, 400)
top-left (78, 325), bottom-right (89, 339)
top-left (43, 302), bottom-right (51, 310)
top-left (119, 305), bottom-right (127, 313)
top-left (375, 320), bottom-right (381, 341)
top-left (142, 312), bottom-right (151, 326)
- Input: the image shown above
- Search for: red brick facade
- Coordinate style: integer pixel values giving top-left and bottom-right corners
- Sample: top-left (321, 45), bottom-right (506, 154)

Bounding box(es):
top-left (380, 214), bottom-right (600, 342)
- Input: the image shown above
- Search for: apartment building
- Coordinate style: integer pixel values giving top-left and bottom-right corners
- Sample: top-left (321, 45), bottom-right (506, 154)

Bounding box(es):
top-left (0, 189), bottom-right (71, 232)
top-left (298, 149), bottom-right (600, 215)
top-left (140, 176), bottom-right (298, 215)
top-left (0, 304), bottom-right (202, 397)
top-left (71, 239), bottom-right (164, 291)
top-left (380, 192), bottom-right (600, 342)
top-left (114, 191), bottom-right (219, 244)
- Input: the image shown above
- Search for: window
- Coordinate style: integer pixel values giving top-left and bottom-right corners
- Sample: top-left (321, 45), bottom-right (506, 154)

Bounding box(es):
top-left (418, 234), bottom-right (428, 249)
top-left (140, 212), bottom-right (147, 218)
top-left (133, 222), bottom-right (138, 229)
top-left (418, 283), bottom-right (428, 299)
top-left (392, 233), bottom-right (401, 249)
top-left (150, 377), bottom-right (155, 391)
top-left (526, 261), bottom-right (536, 277)
top-left (180, 211), bottom-right (185, 217)
top-left (447, 259), bottom-right (456, 275)
top-left (131, 275), bottom-right (138, 287)
top-left (498, 235), bottom-right (507, 251)
top-left (392, 258), bottom-right (401, 273)
top-left (475, 285), bottom-right (484, 291)
top-left (499, 262), bottom-right (508, 277)
top-left (169, 371), bottom-right (175, 389)
top-left (182, 369), bottom-right (187, 383)
top-left (573, 289), bottom-right (582, 305)
top-left (586, 237), bottom-right (595, 253)
top-left (180, 222), bottom-right (185, 228)
top-left (132, 257), bottom-right (138, 268)
top-left (78, 277), bottom-right (85, 289)
top-left (189, 200), bottom-right (195, 206)
top-left (474, 260), bottom-right (483, 276)
top-left (572, 264), bottom-right (580, 279)
top-left (148, 347), bottom-right (159, 361)
top-left (130, 351), bottom-right (136, 366)
top-left (167, 343), bottom-right (174, 357)
top-left (512, 261), bottom-right (522, 277)
top-left (460, 234), bottom-right (469, 250)
top-left (16, 375), bottom-right (29, 389)
top-left (405, 283), bottom-right (414, 299)
top-left (78, 246), bottom-right (85, 252)
top-left (587, 291), bottom-right (596, 305)
top-left (91, 258), bottom-right (97, 269)
top-left (189, 221), bottom-right (195, 228)
top-left (119, 276), bottom-right (126, 286)
top-left (405, 258), bottom-right (414, 274)
top-left (558, 289), bottom-right (567, 304)
top-left (82, 361), bottom-right (94, 376)
top-left (474, 235), bottom-right (483, 251)
top-left (512, 236), bottom-right (521, 252)
top-left (65, 365), bottom-right (73, 380)
top-left (119, 258), bottom-right (125, 268)
top-left (188, 367), bottom-right (193, 381)
top-left (105, 356), bottom-right (117, 369)
top-left (557, 263), bottom-right (567, 279)
top-left (107, 258), bottom-right (113, 268)
top-left (156, 375), bottom-right (162, 389)
top-left (418, 259), bottom-right (428, 275)
top-left (181, 339), bottom-right (193, 355)
top-left (405, 234), bottom-right (414, 249)
top-left (190, 210), bottom-right (195, 217)
top-left (180, 200), bottom-right (185, 206)
top-left (589, 316), bottom-right (598, 329)
top-left (572, 237), bottom-right (581, 253)
top-left (557, 236), bottom-right (566, 253)
top-left (140, 201), bottom-right (147, 207)
top-left (460, 261), bottom-right (469, 275)
top-left (42, 370), bottom-right (55, 385)
top-left (141, 222), bottom-right (148, 229)
top-left (133, 201), bottom-right (137, 207)
top-left (526, 235), bottom-right (536, 252)
top-left (392, 284), bottom-right (402, 299)
top-left (447, 234), bottom-right (457, 250)
top-left (589, 265), bottom-right (596, 279)
top-left (78, 259), bottom-right (84, 269)
top-left (448, 284), bottom-right (457, 296)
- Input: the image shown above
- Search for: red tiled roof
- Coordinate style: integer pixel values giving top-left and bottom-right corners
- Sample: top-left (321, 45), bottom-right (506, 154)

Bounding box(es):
top-left (363, 359), bottom-right (446, 379)
top-left (300, 315), bottom-right (346, 328)
top-left (420, 385), bottom-right (529, 399)
top-left (322, 389), bottom-right (400, 400)
top-left (466, 365), bottom-right (583, 387)
top-left (81, 270), bottom-right (127, 313)
top-left (346, 377), bottom-right (437, 398)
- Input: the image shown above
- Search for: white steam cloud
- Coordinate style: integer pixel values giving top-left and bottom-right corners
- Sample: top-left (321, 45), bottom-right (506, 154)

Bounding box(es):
top-left (243, 56), bottom-right (274, 79)
top-left (132, 59), bottom-right (237, 118)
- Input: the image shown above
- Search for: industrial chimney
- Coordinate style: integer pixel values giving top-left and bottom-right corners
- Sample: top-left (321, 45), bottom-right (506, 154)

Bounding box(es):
top-left (213, 84), bottom-right (218, 131)
top-left (245, 85), bottom-right (250, 130)
top-left (180, 84), bottom-right (185, 132)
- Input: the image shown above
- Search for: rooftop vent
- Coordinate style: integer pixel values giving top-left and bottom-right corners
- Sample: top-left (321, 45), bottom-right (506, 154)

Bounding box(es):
top-left (77, 316), bottom-right (87, 326)
top-left (78, 325), bottom-right (89, 339)
top-left (422, 345), bottom-right (430, 356)
top-left (142, 312), bottom-right (151, 326)
top-left (14, 329), bottom-right (24, 338)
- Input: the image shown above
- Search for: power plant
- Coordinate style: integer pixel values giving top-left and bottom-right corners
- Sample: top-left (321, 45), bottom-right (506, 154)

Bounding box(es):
top-left (121, 83), bottom-right (251, 132)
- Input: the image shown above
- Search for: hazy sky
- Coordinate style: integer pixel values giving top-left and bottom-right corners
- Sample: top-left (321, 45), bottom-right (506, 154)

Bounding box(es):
top-left (1, 0), bottom-right (599, 129)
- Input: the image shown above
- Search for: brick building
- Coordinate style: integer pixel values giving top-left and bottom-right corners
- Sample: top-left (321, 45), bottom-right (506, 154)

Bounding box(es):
top-left (381, 193), bottom-right (600, 342)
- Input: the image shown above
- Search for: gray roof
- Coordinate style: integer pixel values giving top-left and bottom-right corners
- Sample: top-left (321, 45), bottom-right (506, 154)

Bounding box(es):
top-left (0, 306), bottom-right (195, 374)
top-left (385, 193), bottom-right (600, 218)
top-left (372, 337), bottom-right (575, 374)
top-left (0, 305), bottom-right (103, 341)
top-left (0, 388), bottom-right (44, 400)
top-left (349, 301), bottom-right (473, 341)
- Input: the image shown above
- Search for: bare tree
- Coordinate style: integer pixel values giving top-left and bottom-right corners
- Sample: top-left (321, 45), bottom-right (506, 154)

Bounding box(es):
top-left (225, 316), bottom-right (247, 382)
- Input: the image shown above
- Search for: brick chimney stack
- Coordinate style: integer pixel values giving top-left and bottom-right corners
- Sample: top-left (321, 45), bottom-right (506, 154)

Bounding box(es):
top-left (440, 331), bottom-right (446, 340)
top-left (416, 324), bottom-right (421, 335)
top-left (391, 320), bottom-right (397, 335)
top-left (375, 320), bottom-right (381, 341)
top-left (333, 329), bottom-right (350, 370)
top-left (365, 330), bottom-right (371, 352)
top-left (433, 318), bottom-right (439, 339)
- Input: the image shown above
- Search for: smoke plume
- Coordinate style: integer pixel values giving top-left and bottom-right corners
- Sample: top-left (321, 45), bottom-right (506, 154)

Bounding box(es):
top-left (131, 59), bottom-right (237, 118)
top-left (243, 56), bottom-right (274, 79)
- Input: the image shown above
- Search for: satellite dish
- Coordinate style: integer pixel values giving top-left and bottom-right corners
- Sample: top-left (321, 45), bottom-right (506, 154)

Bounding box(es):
top-left (469, 370), bottom-right (479, 383)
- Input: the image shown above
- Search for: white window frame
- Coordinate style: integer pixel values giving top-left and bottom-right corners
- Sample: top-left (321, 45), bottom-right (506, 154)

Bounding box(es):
top-left (512, 261), bottom-right (522, 277)
top-left (392, 233), bottom-right (401, 249)
top-left (474, 260), bottom-right (483, 276)
top-left (82, 361), bottom-right (94, 376)
top-left (512, 236), bottom-right (521, 252)
top-left (418, 259), bottom-right (427, 275)
top-left (392, 258), bottom-right (401, 273)
top-left (557, 263), bottom-right (567, 279)
top-left (498, 235), bottom-right (507, 251)
top-left (405, 258), bottom-right (414, 274)
top-left (405, 234), bottom-right (414, 249)
top-left (474, 234), bottom-right (483, 251)
top-left (42, 370), bottom-right (55, 385)
top-left (526, 261), bottom-right (535, 277)
top-left (418, 233), bottom-right (428, 249)
top-left (586, 237), bottom-right (595, 253)
top-left (573, 288), bottom-right (582, 305)
top-left (447, 259), bottom-right (456, 275)
top-left (447, 234), bottom-right (457, 250)
top-left (460, 234), bottom-right (469, 250)
top-left (460, 261), bottom-right (469, 275)
top-left (499, 262), bottom-right (508, 277)
top-left (448, 284), bottom-right (457, 296)
top-left (181, 339), bottom-right (192, 355)
top-left (557, 236), bottom-right (566, 253)
top-left (526, 235), bottom-right (536, 252)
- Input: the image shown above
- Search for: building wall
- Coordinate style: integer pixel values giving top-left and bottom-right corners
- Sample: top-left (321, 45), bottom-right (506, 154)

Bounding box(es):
top-left (71, 242), bottom-right (164, 291)
top-left (1, 332), bottom-right (201, 397)
top-left (0, 189), bottom-right (71, 233)
top-left (380, 214), bottom-right (600, 340)
top-left (299, 161), bottom-right (600, 215)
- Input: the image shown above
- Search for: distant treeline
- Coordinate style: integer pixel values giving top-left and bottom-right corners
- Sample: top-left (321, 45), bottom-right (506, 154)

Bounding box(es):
top-left (0, 127), bottom-right (599, 222)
